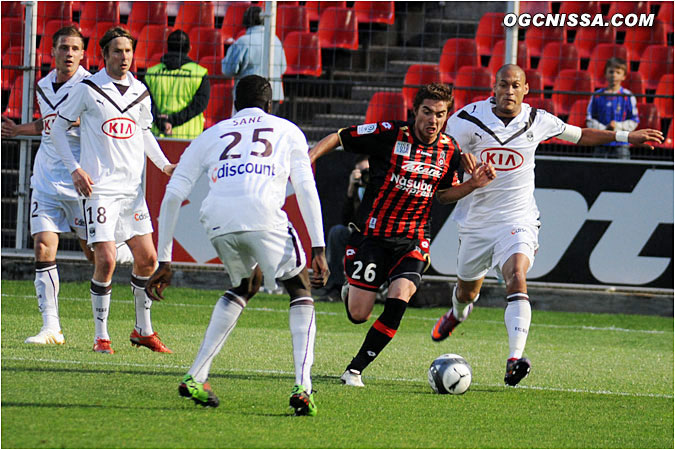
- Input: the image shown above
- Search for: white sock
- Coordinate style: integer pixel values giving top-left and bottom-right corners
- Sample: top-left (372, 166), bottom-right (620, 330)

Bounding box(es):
top-left (35, 263), bottom-right (61, 331)
top-left (451, 285), bottom-right (478, 321)
top-left (289, 298), bottom-right (316, 392)
top-left (131, 273), bottom-right (153, 336)
top-left (90, 279), bottom-right (112, 341)
top-left (504, 296), bottom-right (531, 360)
top-left (116, 242), bottom-right (134, 264)
top-left (190, 293), bottom-right (245, 383)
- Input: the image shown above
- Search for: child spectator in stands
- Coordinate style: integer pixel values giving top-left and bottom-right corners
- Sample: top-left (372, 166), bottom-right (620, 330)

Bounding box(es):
top-left (586, 57), bottom-right (639, 159)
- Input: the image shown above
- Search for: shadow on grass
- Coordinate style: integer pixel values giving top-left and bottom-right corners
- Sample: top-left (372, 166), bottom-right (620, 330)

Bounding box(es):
top-left (1, 401), bottom-right (183, 411)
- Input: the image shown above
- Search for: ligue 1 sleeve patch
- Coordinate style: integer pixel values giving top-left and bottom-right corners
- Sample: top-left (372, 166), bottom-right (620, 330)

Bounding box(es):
top-left (357, 123), bottom-right (377, 135)
top-left (394, 141), bottom-right (412, 157)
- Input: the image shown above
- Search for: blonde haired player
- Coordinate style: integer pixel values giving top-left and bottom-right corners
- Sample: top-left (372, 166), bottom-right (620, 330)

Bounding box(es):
top-left (51, 26), bottom-right (175, 354)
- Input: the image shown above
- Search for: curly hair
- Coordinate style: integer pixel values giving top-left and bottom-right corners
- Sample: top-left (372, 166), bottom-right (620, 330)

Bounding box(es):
top-left (412, 83), bottom-right (454, 113)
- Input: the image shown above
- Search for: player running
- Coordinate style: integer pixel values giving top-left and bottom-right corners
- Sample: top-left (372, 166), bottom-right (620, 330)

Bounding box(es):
top-left (310, 83), bottom-right (496, 387)
top-left (145, 75), bottom-right (329, 416)
top-left (1, 26), bottom-right (132, 345)
top-left (430, 64), bottom-right (664, 386)
top-left (50, 26), bottom-right (175, 354)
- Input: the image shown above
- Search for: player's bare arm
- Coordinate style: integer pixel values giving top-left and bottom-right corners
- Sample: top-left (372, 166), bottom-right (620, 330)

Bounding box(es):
top-left (2, 116), bottom-right (43, 138)
top-left (576, 128), bottom-right (664, 150)
top-left (309, 132), bottom-right (340, 163)
top-left (435, 163), bottom-right (497, 205)
top-left (310, 247), bottom-right (330, 288)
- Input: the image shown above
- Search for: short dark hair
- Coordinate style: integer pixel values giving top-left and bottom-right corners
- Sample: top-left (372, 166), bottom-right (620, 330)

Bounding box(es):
top-left (234, 75), bottom-right (272, 111)
top-left (167, 30), bottom-right (190, 54)
top-left (412, 83), bottom-right (454, 113)
top-left (99, 26), bottom-right (135, 58)
top-left (243, 6), bottom-right (263, 28)
top-left (52, 26), bottom-right (84, 48)
top-left (604, 57), bottom-right (627, 74)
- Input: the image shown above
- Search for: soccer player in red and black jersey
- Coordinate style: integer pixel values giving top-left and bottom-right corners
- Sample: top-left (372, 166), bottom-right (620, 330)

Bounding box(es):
top-left (310, 83), bottom-right (497, 386)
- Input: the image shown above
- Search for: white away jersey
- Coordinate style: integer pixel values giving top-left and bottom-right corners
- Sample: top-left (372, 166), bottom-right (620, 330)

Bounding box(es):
top-left (31, 66), bottom-right (90, 199)
top-left (166, 107), bottom-right (312, 239)
top-left (445, 98), bottom-right (566, 228)
top-left (56, 69), bottom-right (153, 198)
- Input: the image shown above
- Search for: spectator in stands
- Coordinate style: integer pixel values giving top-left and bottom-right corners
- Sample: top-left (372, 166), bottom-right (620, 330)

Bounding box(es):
top-left (221, 6), bottom-right (287, 112)
top-left (586, 57), bottom-right (639, 159)
top-left (314, 155), bottom-right (370, 300)
top-left (145, 30), bottom-right (210, 139)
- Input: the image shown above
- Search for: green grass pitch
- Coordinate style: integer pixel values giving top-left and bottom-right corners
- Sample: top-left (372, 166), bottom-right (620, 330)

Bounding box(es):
top-left (1, 280), bottom-right (673, 448)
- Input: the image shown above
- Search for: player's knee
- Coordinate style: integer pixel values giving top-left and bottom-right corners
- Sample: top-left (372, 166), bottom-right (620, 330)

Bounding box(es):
top-left (504, 269), bottom-right (527, 292)
top-left (348, 302), bottom-right (371, 323)
top-left (95, 252), bottom-right (116, 275)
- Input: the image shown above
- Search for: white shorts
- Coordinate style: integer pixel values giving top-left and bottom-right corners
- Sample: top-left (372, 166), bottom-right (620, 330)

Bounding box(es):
top-left (210, 226), bottom-right (306, 291)
top-left (456, 222), bottom-right (540, 281)
top-left (30, 190), bottom-right (87, 240)
top-left (81, 194), bottom-right (153, 245)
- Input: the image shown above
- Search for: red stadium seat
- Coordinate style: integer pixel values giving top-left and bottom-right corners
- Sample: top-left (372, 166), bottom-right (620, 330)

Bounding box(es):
top-left (559, 1), bottom-right (601, 16)
top-left (220, 2), bottom-right (251, 44)
top-left (126, 1), bottom-right (167, 38)
top-left (552, 69), bottom-right (594, 116)
top-left (276, 5), bottom-right (309, 42)
top-left (636, 103), bottom-right (661, 131)
top-left (37, 1), bottom-right (73, 36)
top-left (3, 18), bottom-right (25, 54)
top-left (305, 1), bottom-right (346, 23)
top-left (475, 12), bottom-right (506, 58)
top-left (4, 77), bottom-right (40, 120)
top-left (403, 64), bottom-right (441, 110)
top-left (625, 21), bottom-right (668, 64)
top-left (525, 97), bottom-right (556, 115)
top-left (573, 26), bottom-right (615, 60)
top-left (539, 42), bottom-right (580, 86)
top-left (607, 1), bottom-right (651, 32)
top-left (283, 32), bottom-right (322, 77)
top-left (188, 27), bottom-right (224, 62)
top-left (587, 44), bottom-right (630, 87)
top-left (439, 38), bottom-right (479, 84)
top-left (2, 1), bottom-right (23, 18)
top-left (204, 83), bottom-right (234, 128)
top-left (37, 20), bottom-right (79, 67)
top-left (318, 7), bottom-right (358, 50)
top-left (173, 2), bottom-right (214, 35)
top-left (654, 74), bottom-right (674, 119)
top-left (624, 71), bottom-right (646, 104)
top-left (85, 21), bottom-right (116, 69)
top-left (519, 1), bottom-right (551, 15)
top-left (134, 25), bottom-right (172, 70)
top-left (638, 45), bottom-right (674, 90)
top-left (354, 1), bottom-right (395, 25)
top-left (453, 66), bottom-right (493, 110)
top-left (524, 26), bottom-right (566, 60)
top-left (365, 91), bottom-right (406, 123)
top-left (488, 40), bottom-right (529, 76)
top-left (659, 121), bottom-right (673, 148)
top-left (199, 56), bottom-right (233, 85)
top-left (78, 1), bottom-right (120, 38)
top-left (656, 1), bottom-right (673, 33)
top-left (524, 68), bottom-right (544, 99)
top-left (1, 47), bottom-right (42, 91)
top-left (567, 99), bottom-right (589, 127)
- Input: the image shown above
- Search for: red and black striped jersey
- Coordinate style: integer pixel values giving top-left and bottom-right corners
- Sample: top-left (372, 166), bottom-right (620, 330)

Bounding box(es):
top-left (338, 120), bottom-right (461, 240)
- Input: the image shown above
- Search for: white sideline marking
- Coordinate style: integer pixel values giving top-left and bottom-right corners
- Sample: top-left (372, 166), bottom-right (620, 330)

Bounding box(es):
top-left (2, 293), bottom-right (668, 335)
top-left (3, 356), bottom-right (672, 400)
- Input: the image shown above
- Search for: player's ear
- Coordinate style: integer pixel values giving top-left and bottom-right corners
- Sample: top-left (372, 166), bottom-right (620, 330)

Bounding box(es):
top-left (523, 82), bottom-right (529, 97)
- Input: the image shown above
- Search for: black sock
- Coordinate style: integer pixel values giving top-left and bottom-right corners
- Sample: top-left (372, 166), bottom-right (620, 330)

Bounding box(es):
top-left (347, 298), bottom-right (407, 372)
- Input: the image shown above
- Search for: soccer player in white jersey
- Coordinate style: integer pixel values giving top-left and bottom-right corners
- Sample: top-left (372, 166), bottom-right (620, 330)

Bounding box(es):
top-left (145, 75), bottom-right (329, 416)
top-left (430, 64), bottom-right (664, 386)
top-left (1, 26), bottom-right (132, 346)
top-left (50, 26), bottom-right (176, 355)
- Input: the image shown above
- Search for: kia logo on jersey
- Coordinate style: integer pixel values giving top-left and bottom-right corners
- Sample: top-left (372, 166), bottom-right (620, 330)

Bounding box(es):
top-left (102, 117), bottom-right (136, 139)
top-left (42, 113), bottom-right (56, 135)
top-left (480, 148), bottom-right (524, 170)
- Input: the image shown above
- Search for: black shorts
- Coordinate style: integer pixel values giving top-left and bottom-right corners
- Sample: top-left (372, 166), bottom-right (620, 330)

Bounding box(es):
top-left (344, 233), bottom-right (431, 291)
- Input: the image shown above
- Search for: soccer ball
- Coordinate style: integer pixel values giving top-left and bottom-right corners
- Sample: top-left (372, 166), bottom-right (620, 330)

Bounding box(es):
top-left (427, 353), bottom-right (472, 395)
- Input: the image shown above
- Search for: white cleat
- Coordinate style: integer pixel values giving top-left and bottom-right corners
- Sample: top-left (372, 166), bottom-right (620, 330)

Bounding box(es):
top-left (25, 329), bottom-right (65, 345)
top-left (341, 369), bottom-right (365, 387)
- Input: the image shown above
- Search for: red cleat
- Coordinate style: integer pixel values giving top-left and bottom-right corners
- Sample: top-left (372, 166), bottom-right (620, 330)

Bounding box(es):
top-left (130, 329), bottom-right (173, 353)
top-left (431, 304), bottom-right (473, 342)
top-left (93, 338), bottom-right (115, 354)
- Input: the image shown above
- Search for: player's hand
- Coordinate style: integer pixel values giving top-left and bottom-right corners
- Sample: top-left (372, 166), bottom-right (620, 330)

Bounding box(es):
top-left (1, 116), bottom-right (18, 138)
top-left (71, 168), bottom-right (94, 197)
top-left (628, 129), bottom-right (664, 150)
top-left (460, 152), bottom-right (477, 174)
top-left (606, 121), bottom-right (616, 131)
top-left (310, 247), bottom-right (329, 288)
top-left (469, 163), bottom-right (497, 188)
top-left (163, 121), bottom-right (172, 136)
top-left (162, 164), bottom-right (177, 176)
top-left (146, 262), bottom-right (173, 301)
top-left (69, 118), bottom-right (81, 129)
